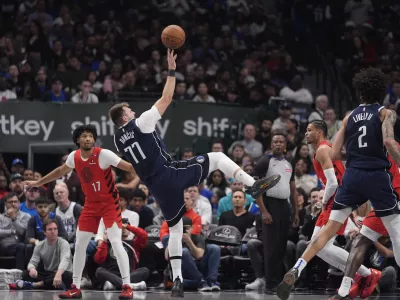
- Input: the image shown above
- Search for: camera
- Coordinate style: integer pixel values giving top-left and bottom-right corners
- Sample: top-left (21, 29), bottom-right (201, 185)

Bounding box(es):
top-left (122, 218), bottom-right (130, 225)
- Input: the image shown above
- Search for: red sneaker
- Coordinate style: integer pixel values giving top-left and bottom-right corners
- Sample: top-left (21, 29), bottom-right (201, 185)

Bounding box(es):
top-left (58, 284), bottom-right (82, 299)
top-left (119, 284), bottom-right (133, 300)
top-left (360, 269), bottom-right (381, 299)
top-left (348, 273), bottom-right (364, 298)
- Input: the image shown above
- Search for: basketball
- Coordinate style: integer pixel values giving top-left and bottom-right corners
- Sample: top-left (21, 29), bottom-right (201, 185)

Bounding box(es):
top-left (161, 25), bottom-right (185, 49)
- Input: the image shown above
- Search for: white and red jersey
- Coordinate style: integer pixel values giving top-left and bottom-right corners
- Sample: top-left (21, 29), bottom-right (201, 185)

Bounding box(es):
top-left (65, 147), bottom-right (121, 202)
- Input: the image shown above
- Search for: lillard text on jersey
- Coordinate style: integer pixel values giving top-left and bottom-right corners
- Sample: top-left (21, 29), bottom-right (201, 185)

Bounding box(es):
top-left (352, 112), bottom-right (373, 123)
top-left (119, 131), bottom-right (135, 145)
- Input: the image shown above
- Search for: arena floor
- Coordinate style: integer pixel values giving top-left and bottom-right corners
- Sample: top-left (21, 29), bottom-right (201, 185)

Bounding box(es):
top-left (0, 290), bottom-right (395, 300)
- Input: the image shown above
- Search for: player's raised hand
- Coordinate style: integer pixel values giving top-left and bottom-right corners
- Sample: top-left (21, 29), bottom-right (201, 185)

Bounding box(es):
top-left (23, 180), bottom-right (41, 190)
top-left (167, 49), bottom-right (177, 70)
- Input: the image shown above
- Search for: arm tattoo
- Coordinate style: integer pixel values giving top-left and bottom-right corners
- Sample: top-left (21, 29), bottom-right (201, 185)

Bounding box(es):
top-left (382, 110), bottom-right (396, 140)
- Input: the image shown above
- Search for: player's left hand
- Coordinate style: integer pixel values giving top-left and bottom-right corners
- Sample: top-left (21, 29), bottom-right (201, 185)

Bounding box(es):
top-left (23, 180), bottom-right (41, 190)
top-left (292, 212), bottom-right (300, 228)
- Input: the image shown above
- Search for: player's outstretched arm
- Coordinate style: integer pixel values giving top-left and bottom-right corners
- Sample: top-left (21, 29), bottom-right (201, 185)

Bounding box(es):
top-left (23, 164), bottom-right (73, 188)
top-left (116, 159), bottom-right (135, 174)
top-left (382, 109), bottom-right (400, 166)
top-left (154, 49), bottom-right (177, 117)
top-left (331, 114), bottom-right (349, 161)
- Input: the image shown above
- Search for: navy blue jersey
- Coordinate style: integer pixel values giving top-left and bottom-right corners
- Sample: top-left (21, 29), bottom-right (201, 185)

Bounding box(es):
top-left (346, 104), bottom-right (390, 170)
top-left (113, 119), bottom-right (172, 180)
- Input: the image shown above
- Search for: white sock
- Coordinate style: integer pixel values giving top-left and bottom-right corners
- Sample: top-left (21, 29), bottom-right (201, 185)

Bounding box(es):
top-left (317, 235), bottom-right (372, 277)
top-left (207, 152), bottom-right (255, 186)
top-left (108, 223), bottom-right (131, 285)
top-left (72, 230), bottom-right (93, 289)
top-left (381, 214), bottom-right (400, 266)
top-left (338, 276), bottom-right (353, 297)
top-left (168, 219), bottom-right (183, 281)
top-left (293, 258), bottom-right (307, 275)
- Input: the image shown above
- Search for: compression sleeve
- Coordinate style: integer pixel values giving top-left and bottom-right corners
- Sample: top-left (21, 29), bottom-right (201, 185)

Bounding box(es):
top-left (322, 168), bottom-right (338, 204)
top-left (135, 106), bottom-right (162, 133)
top-left (65, 151), bottom-right (76, 168)
top-left (99, 149), bottom-right (122, 169)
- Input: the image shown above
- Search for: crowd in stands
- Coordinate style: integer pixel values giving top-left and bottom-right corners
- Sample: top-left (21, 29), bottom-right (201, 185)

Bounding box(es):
top-left (1, 0), bottom-right (400, 295)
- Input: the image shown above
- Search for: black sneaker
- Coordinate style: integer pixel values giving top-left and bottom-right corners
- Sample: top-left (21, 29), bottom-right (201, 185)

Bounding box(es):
top-left (247, 175), bottom-right (281, 199)
top-left (328, 294), bottom-right (351, 300)
top-left (295, 280), bottom-right (309, 292)
top-left (171, 277), bottom-right (184, 297)
top-left (276, 268), bottom-right (299, 300)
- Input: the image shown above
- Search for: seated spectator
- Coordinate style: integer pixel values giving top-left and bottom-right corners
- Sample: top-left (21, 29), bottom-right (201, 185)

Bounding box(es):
top-left (324, 107), bottom-right (342, 140)
top-left (118, 71), bottom-right (143, 100)
top-left (165, 217), bottom-right (221, 291)
top-left (42, 77), bottom-right (70, 102)
top-left (0, 76), bottom-right (17, 100)
top-left (0, 174), bottom-right (8, 200)
top-left (219, 190), bottom-right (255, 236)
top-left (26, 197), bottom-right (68, 246)
top-left (217, 179), bottom-right (253, 218)
top-left (30, 68), bottom-right (50, 100)
top-left (71, 80), bottom-right (99, 103)
top-left (11, 159), bottom-right (24, 175)
top-left (192, 82), bottom-right (216, 103)
top-left (272, 104), bottom-right (292, 133)
top-left (308, 95), bottom-right (328, 122)
top-left (279, 74), bottom-right (313, 104)
top-left (23, 168), bottom-right (34, 180)
top-left (94, 220), bottom-right (149, 291)
top-left (296, 188), bottom-right (308, 227)
top-left (0, 193), bottom-right (31, 270)
top-left (9, 173), bottom-right (25, 204)
top-left (294, 158), bottom-right (318, 195)
top-left (229, 124), bottom-right (263, 160)
top-left (20, 185), bottom-right (44, 217)
top-left (54, 183), bottom-right (82, 245)
top-left (138, 183), bottom-right (155, 205)
top-left (129, 189), bottom-right (154, 229)
top-left (18, 220), bottom-right (72, 290)
top-left (147, 199), bottom-right (161, 219)
top-left (160, 192), bottom-right (202, 246)
top-left (186, 186), bottom-right (212, 225)
top-left (205, 170), bottom-right (232, 195)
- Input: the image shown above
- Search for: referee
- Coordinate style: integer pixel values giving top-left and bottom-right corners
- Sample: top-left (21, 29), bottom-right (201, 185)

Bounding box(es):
top-left (254, 133), bottom-right (299, 292)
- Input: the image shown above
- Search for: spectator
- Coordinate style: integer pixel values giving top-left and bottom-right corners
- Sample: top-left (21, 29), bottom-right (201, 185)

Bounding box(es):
top-left (256, 119), bottom-right (273, 152)
top-left (9, 173), bottom-right (25, 204)
top-left (292, 143), bottom-right (314, 173)
top-left (205, 170), bottom-right (231, 195)
top-left (7, 65), bottom-right (24, 97)
top-left (42, 77), bottom-right (70, 102)
top-left (0, 76), bottom-right (17, 101)
top-left (71, 80), bottom-right (99, 103)
top-left (54, 183), bottom-right (82, 245)
top-left (23, 168), bottom-right (34, 180)
top-left (279, 74), bottom-right (313, 104)
top-left (286, 119), bottom-right (304, 151)
top-left (165, 217), bottom-right (221, 291)
top-left (0, 174), bottom-right (9, 199)
top-left (118, 71), bottom-right (143, 100)
top-left (94, 221), bottom-right (149, 291)
top-left (308, 94), bottom-right (328, 122)
top-left (345, 0), bottom-right (374, 25)
top-left (217, 179), bottom-right (253, 218)
top-left (296, 188), bottom-right (308, 227)
top-left (192, 82), bottom-right (216, 103)
top-left (186, 186), bottom-right (212, 225)
top-left (29, 68), bottom-right (49, 100)
top-left (325, 107), bottom-right (342, 140)
top-left (294, 158), bottom-right (318, 195)
top-left (272, 104), bottom-right (292, 133)
top-left (175, 82), bottom-right (191, 101)
top-left (181, 148), bottom-right (194, 160)
top-left (47, 154), bottom-right (85, 206)
top-left (20, 186), bottom-right (43, 216)
top-left (129, 189), bottom-right (154, 229)
top-left (219, 190), bottom-right (255, 236)
top-left (160, 192), bottom-right (202, 246)
top-left (230, 144), bottom-right (245, 165)
top-left (26, 197), bottom-right (68, 246)
top-left (0, 192), bottom-right (30, 270)
top-left (229, 124), bottom-right (263, 160)
top-left (20, 219), bottom-right (73, 290)
top-left (11, 158), bottom-right (24, 175)
top-left (211, 140), bottom-right (224, 152)
top-left (138, 183), bottom-right (155, 206)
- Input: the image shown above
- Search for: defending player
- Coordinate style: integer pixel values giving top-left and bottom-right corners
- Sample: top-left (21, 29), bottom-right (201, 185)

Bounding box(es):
top-left (24, 125), bottom-right (135, 300)
top-left (109, 49), bottom-right (282, 297)
top-left (303, 120), bottom-right (377, 287)
top-left (332, 146), bottom-right (400, 300)
top-left (277, 68), bottom-right (400, 300)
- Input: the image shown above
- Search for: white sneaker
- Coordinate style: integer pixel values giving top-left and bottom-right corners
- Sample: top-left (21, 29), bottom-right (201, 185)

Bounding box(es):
top-left (80, 278), bottom-right (92, 289)
top-left (129, 281), bottom-right (147, 291)
top-left (245, 278), bottom-right (266, 290)
top-left (103, 281), bottom-right (115, 291)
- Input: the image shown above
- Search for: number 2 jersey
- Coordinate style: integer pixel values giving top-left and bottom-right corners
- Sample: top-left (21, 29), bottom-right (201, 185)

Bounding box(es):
top-left (113, 106), bottom-right (172, 181)
top-left (346, 103), bottom-right (390, 170)
top-left (65, 147), bottom-right (121, 202)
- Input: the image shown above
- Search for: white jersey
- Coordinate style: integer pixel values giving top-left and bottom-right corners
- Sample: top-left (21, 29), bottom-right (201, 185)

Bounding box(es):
top-left (56, 202), bottom-right (77, 236)
top-left (65, 149), bottom-right (121, 170)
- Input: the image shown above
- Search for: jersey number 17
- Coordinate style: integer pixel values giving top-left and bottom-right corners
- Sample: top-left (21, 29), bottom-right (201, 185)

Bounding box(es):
top-left (124, 142), bottom-right (147, 163)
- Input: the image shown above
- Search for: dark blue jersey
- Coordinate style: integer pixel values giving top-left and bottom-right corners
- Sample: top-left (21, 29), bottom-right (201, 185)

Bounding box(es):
top-left (113, 119), bottom-right (172, 180)
top-left (346, 104), bottom-right (390, 170)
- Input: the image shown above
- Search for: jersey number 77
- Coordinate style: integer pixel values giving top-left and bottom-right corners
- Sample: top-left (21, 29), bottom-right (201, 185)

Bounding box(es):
top-left (124, 142), bottom-right (147, 163)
